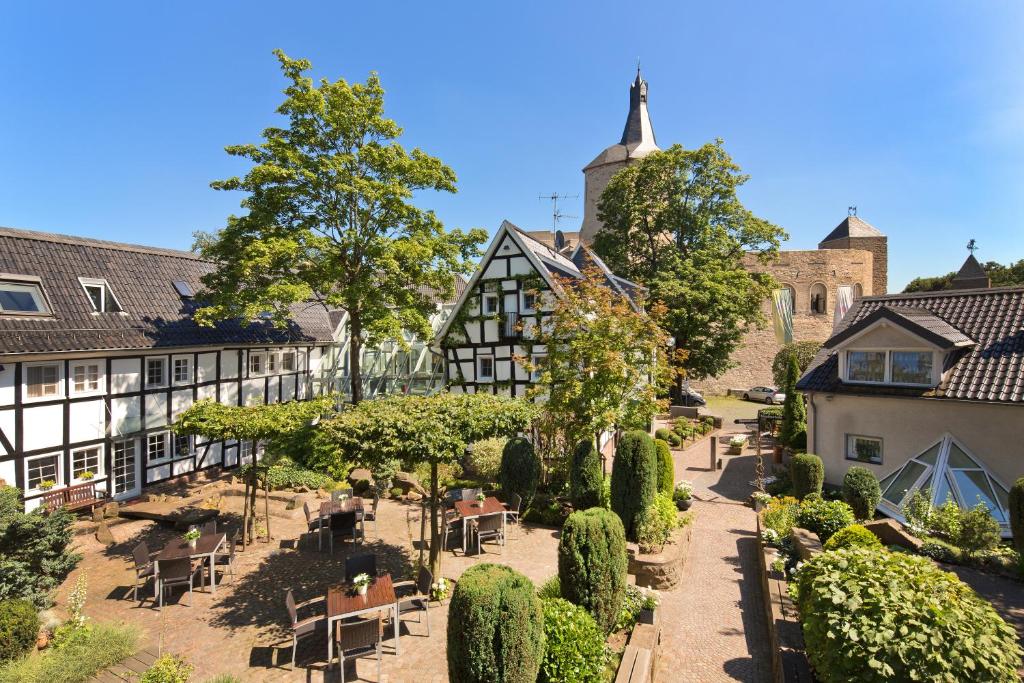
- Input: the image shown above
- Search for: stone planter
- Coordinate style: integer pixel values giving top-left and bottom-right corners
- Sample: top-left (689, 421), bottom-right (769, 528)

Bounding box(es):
top-left (638, 606), bottom-right (657, 625)
top-left (628, 523), bottom-right (692, 589)
top-left (675, 498), bottom-right (692, 511)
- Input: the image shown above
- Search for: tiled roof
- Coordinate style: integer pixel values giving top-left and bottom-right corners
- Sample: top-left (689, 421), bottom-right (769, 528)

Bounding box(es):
top-left (819, 215), bottom-right (885, 244)
top-left (0, 226), bottom-right (335, 355)
top-left (797, 286), bottom-right (1024, 403)
top-left (823, 306), bottom-right (974, 350)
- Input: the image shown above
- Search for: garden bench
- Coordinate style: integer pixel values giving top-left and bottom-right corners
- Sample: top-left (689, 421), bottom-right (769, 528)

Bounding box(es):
top-left (42, 481), bottom-right (101, 513)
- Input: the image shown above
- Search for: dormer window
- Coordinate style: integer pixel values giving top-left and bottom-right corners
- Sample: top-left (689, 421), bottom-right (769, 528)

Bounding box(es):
top-left (79, 278), bottom-right (122, 313)
top-left (847, 351), bottom-right (886, 382)
top-left (844, 349), bottom-right (936, 386)
top-left (891, 351), bottom-right (932, 384)
top-left (0, 276), bottom-right (50, 315)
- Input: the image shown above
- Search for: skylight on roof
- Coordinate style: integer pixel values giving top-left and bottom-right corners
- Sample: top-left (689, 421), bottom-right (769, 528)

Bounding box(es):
top-left (173, 280), bottom-right (194, 298)
top-left (79, 277), bottom-right (122, 313)
top-left (0, 278), bottom-right (49, 314)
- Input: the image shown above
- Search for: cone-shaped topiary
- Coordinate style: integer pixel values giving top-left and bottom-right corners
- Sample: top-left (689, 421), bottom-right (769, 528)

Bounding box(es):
top-left (1010, 477), bottom-right (1024, 557)
top-left (447, 563), bottom-right (545, 683)
top-left (570, 439), bottom-right (603, 511)
top-left (780, 354), bottom-right (807, 449)
top-left (557, 507), bottom-right (628, 633)
top-left (654, 439), bottom-right (674, 495)
top-left (499, 437), bottom-right (540, 510)
top-left (791, 453), bottom-right (824, 500)
top-left (842, 466), bottom-right (881, 520)
top-left (610, 430), bottom-right (657, 540)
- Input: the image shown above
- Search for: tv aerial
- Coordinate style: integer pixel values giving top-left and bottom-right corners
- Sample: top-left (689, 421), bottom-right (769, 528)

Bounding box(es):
top-left (538, 192), bottom-right (579, 230)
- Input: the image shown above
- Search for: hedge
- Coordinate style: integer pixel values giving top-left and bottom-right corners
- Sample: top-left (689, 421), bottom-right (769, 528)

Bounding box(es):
top-left (538, 599), bottom-right (607, 683)
top-left (446, 564), bottom-right (545, 683)
top-left (654, 439), bottom-right (674, 496)
top-left (610, 431), bottom-right (657, 540)
top-left (841, 467), bottom-right (880, 520)
top-left (1008, 477), bottom-right (1024, 557)
top-left (558, 508), bottom-right (627, 633)
top-left (0, 599), bottom-right (38, 663)
top-left (822, 524), bottom-right (881, 551)
top-left (797, 549), bottom-right (1023, 682)
top-left (796, 497), bottom-right (854, 544)
top-left (791, 454), bottom-right (824, 500)
top-left (570, 440), bottom-right (603, 511)
top-left (499, 438), bottom-right (541, 510)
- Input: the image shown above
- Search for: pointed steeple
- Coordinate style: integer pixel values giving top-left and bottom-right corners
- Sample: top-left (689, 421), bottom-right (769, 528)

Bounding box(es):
top-left (952, 253), bottom-right (990, 290)
top-left (619, 68), bottom-right (658, 154)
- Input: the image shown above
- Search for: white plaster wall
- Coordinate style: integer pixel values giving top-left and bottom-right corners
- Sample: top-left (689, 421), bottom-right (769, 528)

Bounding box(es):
top-left (149, 463), bottom-right (170, 481)
top-left (508, 257), bottom-right (533, 276)
top-left (110, 396), bottom-right (141, 436)
top-left (145, 393), bottom-right (168, 429)
top-left (268, 381), bottom-right (280, 404)
top-left (459, 361), bottom-right (474, 381)
top-left (22, 404), bottom-right (63, 451)
top-left (504, 293), bottom-right (518, 311)
top-left (243, 379), bottom-right (264, 406)
top-left (220, 382), bottom-right (239, 406)
top-left (297, 379), bottom-right (307, 400)
top-left (466, 324), bottom-right (481, 344)
top-left (483, 320), bottom-right (499, 343)
top-left (0, 409), bottom-right (12, 456)
top-left (196, 383), bottom-right (215, 402)
top-left (483, 259), bottom-right (508, 280)
top-left (69, 399), bottom-right (105, 443)
top-left (197, 353), bottom-right (217, 383)
top-left (0, 364), bottom-right (14, 407)
top-left (172, 458), bottom-right (194, 476)
top-left (309, 348), bottom-right (323, 373)
top-left (220, 351), bottom-right (239, 379)
top-left (204, 441), bottom-right (222, 466)
top-left (281, 375), bottom-right (295, 401)
top-left (171, 389), bottom-right (192, 420)
top-left (496, 360), bottom-right (511, 381)
top-left (0, 459), bottom-right (15, 486)
top-left (111, 358), bottom-right (141, 394)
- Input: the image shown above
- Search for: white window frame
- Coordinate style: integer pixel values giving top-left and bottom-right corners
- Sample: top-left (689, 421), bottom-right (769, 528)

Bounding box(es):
top-left (520, 290), bottom-right (537, 314)
top-left (24, 362), bottom-right (63, 401)
top-left (845, 434), bottom-right (883, 465)
top-left (239, 440), bottom-right (254, 463)
top-left (71, 445), bottom-right (103, 482)
top-left (172, 356), bottom-right (192, 385)
top-left (482, 293), bottom-right (500, 315)
top-left (145, 357), bottom-right (167, 388)
top-left (172, 432), bottom-right (193, 459)
top-left (477, 355), bottom-right (495, 382)
top-left (25, 452), bottom-right (62, 492)
top-left (530, 353), bottom-right (546, 382)
top-left (281, 350), bottom-right (296, 372)
top-left (78, 277), bottom-right (123, 313)
top-left (249, 352), bottom-right (266, 376)
top-left (841, 348), bottom-right (938, 387)
top-left (0, 277), bottom-right (51, 315)
top-left (267, 352), bottom-right (279, 374)
top-left (70, 361), bottom-right (103, 395)
top-left (147, 431), bottom-right (169, 464)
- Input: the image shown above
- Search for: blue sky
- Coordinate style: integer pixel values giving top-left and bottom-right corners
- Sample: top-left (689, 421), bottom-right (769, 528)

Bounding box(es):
top-left (2, 1), bottom-right (1022, 291)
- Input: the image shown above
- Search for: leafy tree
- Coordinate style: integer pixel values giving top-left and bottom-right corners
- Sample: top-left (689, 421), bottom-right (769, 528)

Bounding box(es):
top-left (904, 258), bottom-right (1024, 293)
top-left (193, 50), bottom-right (486, 403)
top-left (780, 354), bottom-right (806, 448)
top-left (593, 141), bottom-right (786, 395)
top-left (771, 340), bottom-right (822, 388)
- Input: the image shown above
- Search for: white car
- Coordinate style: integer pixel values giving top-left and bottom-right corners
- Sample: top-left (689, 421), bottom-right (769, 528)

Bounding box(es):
top-left (744, 386), bottom-right (786, 404)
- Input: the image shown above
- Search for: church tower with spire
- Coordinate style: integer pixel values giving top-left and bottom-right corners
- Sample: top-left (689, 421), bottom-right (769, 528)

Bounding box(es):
top-left (579, 69), bottom-right (660, 244)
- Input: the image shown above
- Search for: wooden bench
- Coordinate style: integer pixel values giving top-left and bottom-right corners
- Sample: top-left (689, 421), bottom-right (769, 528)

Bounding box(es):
top-left (42, 482), bottom-right (101, 513)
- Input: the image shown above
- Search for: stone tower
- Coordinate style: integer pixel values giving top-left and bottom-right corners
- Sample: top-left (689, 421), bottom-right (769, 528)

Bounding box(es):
top-left (818, 214), bottom-right (888, 294)
top-left (951, 254), bottom-right (990, 289)
top-left (579, 69), bottom-right (660, 244)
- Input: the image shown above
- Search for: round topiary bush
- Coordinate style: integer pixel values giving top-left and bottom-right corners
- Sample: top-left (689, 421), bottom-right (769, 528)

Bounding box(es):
top-left (558, 507), bottom-right (627, 633)
top-left (610, 431), bottom-right (657, 540)
top-left (791, 453), bottom-right (824, 500)
top-left (841, 466), bottom-right (881, 520)
top-left (796, 497), bottom-right (855, 544)
top-left (654, 439), bottom-right (674, 495)
top-left (1009, 476), bottom-right (1024, 557)
top-left (0, 599), bottom-right (39, 663)
top-left (538, 598), bottom-right (607, 683)
top-left (666, 431), bottom-right (682, 448)
top-left (447, 563), bottom-right (545, 683)
top-left (822, 524), bottom-right (882, 551)
top-left (570, 439), bottom-right (603, 511)
top-left (797, 549), bottom-right (1023, 682)
top-left (654, 428), bottom-right (672, 442)
top-left (499, 437), bottom-right (541, 510)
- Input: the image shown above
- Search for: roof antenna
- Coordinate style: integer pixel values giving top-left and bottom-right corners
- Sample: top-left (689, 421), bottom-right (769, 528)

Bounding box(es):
top-left (848, 205), bottom-right (857, 217)
top-left (967, 238), bottom-right (978, 255)
top-left (538, 192), bottom-right (578, 230)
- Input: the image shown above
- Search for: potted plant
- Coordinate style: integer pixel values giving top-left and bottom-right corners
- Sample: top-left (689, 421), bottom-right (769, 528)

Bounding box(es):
top-left (727, 435), bottom-right (748, 455)
top-left (430, 577), bottom-right (450, 603)
top-left (673, 481), bottom-right (693, 511)
top-left (183, 527), bottom-right (201, 550)
top-left (751, 491), bottom-right (772, 512)
top-left (638, 592), bottom-right (659, 625)
top-left (78, 470), bottom-right (95, 481)
top-left (475, 492), bottom-right (486, 507)
top-left (38, 479), bottom-right (56, 491)
top-left (352, 573), bottom-right (372, 597)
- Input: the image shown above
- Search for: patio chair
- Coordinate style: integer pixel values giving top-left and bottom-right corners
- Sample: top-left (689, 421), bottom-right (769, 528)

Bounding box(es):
top-left (394, 566), bottom-right (432, 636)
top-left (444, 489), bottom-right (461, 507)
top-left (130, 541), bottom-right (158, 602)
top-left (156, 557), bottom-right (202, 609)
top-left (334, 613), bottom-right (384, 682)
top-left (504, 493), bottom-right (522, 539)
top-left (471, 512), bottom-right (505, 555)
top-left (331, 488), bottom-right (354, 503)
top-left (461, 488), bottom-right (483, 501)
top-left (344, 553), bottom-right (377, 583)
top-left (329, 511), bottom-right (360, 553)
top-left (285, 588), bottom-right (326, 670)
top-left (201, 519), bottom-right (217, 536)
top-left (361, 494), bottom-right (379, 533)
top-left (213, 529), bottom-right (238, 583)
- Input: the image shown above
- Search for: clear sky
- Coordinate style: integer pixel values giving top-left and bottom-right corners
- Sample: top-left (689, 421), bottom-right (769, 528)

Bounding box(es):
top-left (2, 1), bottom-right (1022, 291)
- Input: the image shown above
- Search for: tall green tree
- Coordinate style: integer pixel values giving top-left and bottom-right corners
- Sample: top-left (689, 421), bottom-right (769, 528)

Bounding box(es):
top-left (780, 354), bottom-right (806, 448)
top-left (593, 141), bottom-right (786, 396)
top-left (193, 51), bottom-right (486, 402)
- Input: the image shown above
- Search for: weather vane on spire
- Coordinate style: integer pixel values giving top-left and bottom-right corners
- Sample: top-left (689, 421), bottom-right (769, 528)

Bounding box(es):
top-left (967, 238), bottom-right (978, 255)
top-left (848, 205), bottom-right (857, 217)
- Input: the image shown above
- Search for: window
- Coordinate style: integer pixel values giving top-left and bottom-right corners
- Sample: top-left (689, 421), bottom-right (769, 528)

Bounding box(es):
top-left (846, 435), bottom-right (883, 465)
top-left (239, 441), bottom-right (253, 463)
top-left (71, 363), bottom-right (101, 393)
top-left (249, 352), bottom-right (265, 376)
top-left (530, 354), bottom-right (546, 382)
top-left (0, 279), bottom-right (49, 314)
top-left (281, 351), bottom-right (296, 372)
top-left (521, 291), bottom-right (537, 314)
top-left (847, 351), bottom-right (886, 382)
top-left (173, 358), bottom-right (191, 384)
top-left (146, 358), bottom-right (166, 386)
top-left (27, 454), bottom-right (60, 490)
top-left (891, 351), bottom-right (933, 385)
top-left (173, 433), bottom-right (192, 458)
top-left (853, 283), bottom-right (863, 299)
top-left (72, 447), bottom-right (101, 479)
top-left (79, 278), bottom-right (122, 313)
top-left (26, 364), bottom-right (60, 398)
top-left (267, 353), bottom-right (279, 374)
top-left (810, 283), bottom-right (827, 315)
top-left (147, 432), bottom-right (168, 463)
top-left (482, 293), bottom-right (499, 315)
top-left (172, 280), bottom-right (193, 298)
top-left (477, 356), bottom-right (494, 381)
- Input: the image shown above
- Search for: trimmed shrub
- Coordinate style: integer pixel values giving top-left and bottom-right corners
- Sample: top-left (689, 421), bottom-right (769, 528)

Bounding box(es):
top-left (0, 501), bottom-right (80, 608)
top-left (822, 524), bottom-right (882, 551)
top-left (139, 654), bottom-right (193, 683)
top-left (0, 486), bottom-right (21, 521)
top-left (654, 428), bottom-right (672, 442)
top-left (797, 549), bottom-right (1023, 682)
top-left (570, 440), bottom-right (603, 511)
top-left (446, 563), bottom-right (545, 683)
top-left (635, 493), bottom-right (678, 554)
top-left (241, 457), bottom-right (332, 491)
top-left (919, 537), bottom-right (963, 564)
top-left (666, 432), bottom-right (682, 447)
top-left (537, 575), bottom-right (561, 600)
top-left (790, 453), bottom-right (824, 500)
top-left (0, 621), bottom-right (138, 683)
top-left (780, 355), bottom-right (807, 448)
top-left (0, 599), bottom-right (38, 663)
top-left (841, 467), bottom-right (881, 520)
top-left (466, 437), bottom-right (505, 481)
top-left (796, 497), bottom-right (854, 544)
top-left (957, 503), bottom-right (1002, 556)
top-left (610, 430), bottom-right (657, 540)
top-left (1009, 477), bottom-right (1024, 557)
top-left (654, 439), bottom-right (674, 495)
top-left (558, 508), bottom-right (627, 633)
top-left (538, 599), bottom-right (607, 683)
top-left (499, 438), bottom-right (541, 510)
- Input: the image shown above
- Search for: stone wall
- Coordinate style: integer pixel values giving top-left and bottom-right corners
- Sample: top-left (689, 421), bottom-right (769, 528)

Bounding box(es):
top-left (581, 160), bottom-right (625, 244)
top-left (820, 235), bottom-right (888, 295)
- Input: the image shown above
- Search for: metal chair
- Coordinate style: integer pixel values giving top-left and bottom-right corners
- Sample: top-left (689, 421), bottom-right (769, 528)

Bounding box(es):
top-left (472, 512), bottom-right (505, 555)
top-left (344, 553), bottom-right (377, 583)
top-left (156, 558), bottom-right (202, 609)
top-left (361, 494), bottom-right (380, 533)
top-left (461, 488), bottom-right (483, 501)
top-left (329, 511), bottom-right (360, 553)
top-left (285, 588), bottom-right (326, 670)
top-left (201, 519), bottom-right (217, 536)
top-left (504, 493), bottom-right (522, 539)
top-left (394, 566), bottom-right (432, 636)
top-left (130, 542), bottom-right (158, 602)
top-left (331, 488), bottom-right (354, 503)
top-left (213, 529), bottom-right (238, 583)
top-left (334, 613), bottom-right (384, 682)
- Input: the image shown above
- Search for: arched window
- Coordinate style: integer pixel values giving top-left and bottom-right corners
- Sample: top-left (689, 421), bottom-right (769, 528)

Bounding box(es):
top-left (810, 283), bottom-right (828, 315)
top-left (781, 284), bottom-right (796, 311)
top-left (853, 283), bottom-right (863, 299)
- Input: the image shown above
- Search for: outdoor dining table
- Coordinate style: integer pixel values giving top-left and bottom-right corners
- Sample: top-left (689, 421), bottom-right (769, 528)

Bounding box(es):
top-left (452, 496), bottom-right (507, 553)
top-left (317, 498), bottom-right (364, 551)
top-left (325, 573), bottom-right (399, 665)
top-left (155, 531), bottom-right (226, 594)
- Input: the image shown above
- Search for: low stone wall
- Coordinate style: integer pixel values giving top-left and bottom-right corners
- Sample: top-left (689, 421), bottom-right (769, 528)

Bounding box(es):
top-left (627, 523), bottom-right (692, 589)
top-left (615, 615), bottom-right (662, 682)
top-left (790, 527), bottom-right (823, 561)
top-left (863, 518), bottom-right (922, 551)
top-left (756, 514), bottom-right (813, 682)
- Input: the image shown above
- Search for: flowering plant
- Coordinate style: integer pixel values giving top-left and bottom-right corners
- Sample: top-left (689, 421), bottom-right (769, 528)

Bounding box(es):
top-left (673, 481), bottom-right (693, 502)
top-left (352, 573), bottom-right (372, 589)
top-left (38, 479), bottom-right (56, 490)
top-left (183, 528), bottom-right (201, 542)
top-left (78, 470), bottom-right (95, 481)
top-left (728, 435), bottom-right (748, 448)
top-left (752, 491), bottom-right (772, 505)
top-left (475, 492), bottom-right (486, 503)
top-left (430, 577), bottom-right (449, 601)
top-left (761, 528), bottom-right (781, 545)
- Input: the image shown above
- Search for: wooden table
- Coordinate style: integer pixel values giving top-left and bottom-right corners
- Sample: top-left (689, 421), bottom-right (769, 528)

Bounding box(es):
top-left (155, 532), bottom-right (226, 594)
top-left (326, 574), bottom-right (398, 666)
top-left (452, 496), bottom-right (506, 553)
top-left (317, 498), bottom-right (364, 551)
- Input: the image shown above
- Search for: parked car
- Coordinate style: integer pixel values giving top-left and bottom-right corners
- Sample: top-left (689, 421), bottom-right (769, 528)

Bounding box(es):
top-left (678, 387), bottom-right (706, 407)
top-left (743, 386), bottom-right (786, 404)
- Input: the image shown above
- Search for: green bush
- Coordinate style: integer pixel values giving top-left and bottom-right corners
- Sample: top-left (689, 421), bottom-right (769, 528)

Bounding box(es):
top-left (797, 549), bottom-right (1022, 682)
top-left (0, 599), bottom-right (38, 663)
top-left (841, 467), bottom-right (880, 520)
top-left (654, 428), bottom-right (672, 442)
top-left (667, 432), bottom-right (682, 447)
top-left (772, 340), bottom-right (823, 388)
top-left (796, 497), bottom-right (854, 544)
top-left (1011, 477), bottom-right (1024, 558)
top-left (558, 508), bottom-right (627, 634)
top-left (614, 584), bottom-right (645, 631)
top-left (0, 493), bottom-right (80, 608)
top-left (241, 457), bottom-right (332, 491)
top-left (139, 654), bottom-right (193, 683)
top-left (466, 437), bottom-right (506, 481)
top-left (929, 498), bottom-right (963, 541)
top-left (522, 496), bottom-right (567, 527)
top-left (654, 439), bottom-right (674, 496)
top-left (446, 563), bottom-right (544, 683)
top-left (610, 430), bottom-right (657, 540)
top-left (0, 487), bottom-right (20, 521)
top-left (762, 496), bottom-right (800, 537)
top-left (0, 622), bottom-right (138, 683)
top-left (499, 437), bottom-right (541, 511)
top-left (635, 493), bottom-right (678, 554)
top-left (958, 503), bottom-right (1002, 556)
top-left (538, 599), bottom-right (607, 683)
top-left (822, 524), bottom-right (881, 551)
top-left (919, 537), bottom-right (963, 564)
top-left (780, 355), bottom-right (807, 448)
top-left (536, 575), bottom-right (561, 600)
top-left (570, 440), bottom-right (603, 511)
top-left (790, 453), bottom-right (824, 500)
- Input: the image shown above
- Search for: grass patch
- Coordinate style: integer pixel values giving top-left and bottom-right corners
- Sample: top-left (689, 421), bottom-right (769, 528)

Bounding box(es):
top-left (0, 622), bottom-right (138, 683)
